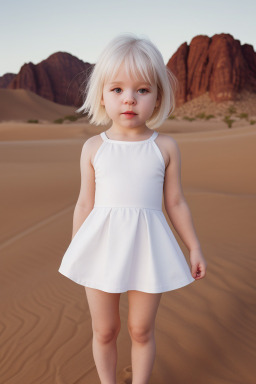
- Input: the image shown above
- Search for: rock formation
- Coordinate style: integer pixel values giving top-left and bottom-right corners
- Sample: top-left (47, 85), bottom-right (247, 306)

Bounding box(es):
top-left (0, 73), bottom-right (16, 88)
top-left (167, 33), bottom-right (256, 107)
top-left (5, 52), bottom-right (93, 107)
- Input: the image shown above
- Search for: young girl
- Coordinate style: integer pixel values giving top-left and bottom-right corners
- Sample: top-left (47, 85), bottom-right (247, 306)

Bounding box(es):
top-left (58, 33), bottom-right (207, 384)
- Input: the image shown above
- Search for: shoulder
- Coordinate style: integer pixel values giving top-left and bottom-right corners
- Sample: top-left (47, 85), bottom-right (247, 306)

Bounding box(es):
top-left (82, 133), bottom-right (102, 147)
top-left (81, 133), bottom-right (102, 153)
top-left (156, 132), bottom-right (179, 148)
top-left (155, 133), bottom-right (181, 168)
top-left (80, 133), bottom-right (104, 166)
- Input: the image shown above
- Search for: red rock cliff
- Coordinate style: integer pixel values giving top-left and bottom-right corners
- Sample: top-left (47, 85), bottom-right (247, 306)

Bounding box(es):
top-left (167, 33), bottom-right (256, 107)
top-left (7, 52), bottom-right (93, 107)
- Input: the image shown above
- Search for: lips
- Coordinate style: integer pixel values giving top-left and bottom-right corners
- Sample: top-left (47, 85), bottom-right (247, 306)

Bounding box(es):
top-left (122, 111), bottom-right (137, 115)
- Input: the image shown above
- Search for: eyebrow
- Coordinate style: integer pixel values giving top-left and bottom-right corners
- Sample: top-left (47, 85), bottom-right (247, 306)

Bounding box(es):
top-left (109, 81), bottom-right (152, 86)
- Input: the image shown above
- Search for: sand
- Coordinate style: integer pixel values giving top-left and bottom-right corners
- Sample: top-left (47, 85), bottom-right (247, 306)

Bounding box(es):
top-left (0, 89), bottom-right (76, 122)
top-left (0, 94), bottom-right (256, 383)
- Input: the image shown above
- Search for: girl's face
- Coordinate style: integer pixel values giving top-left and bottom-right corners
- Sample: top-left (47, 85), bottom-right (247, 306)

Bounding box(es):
top-left (101, 63), bottom-right (160, 130)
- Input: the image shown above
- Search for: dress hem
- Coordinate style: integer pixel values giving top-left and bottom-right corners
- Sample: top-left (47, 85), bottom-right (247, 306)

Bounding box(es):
top-left (58, 268), bottom-right (195, 294)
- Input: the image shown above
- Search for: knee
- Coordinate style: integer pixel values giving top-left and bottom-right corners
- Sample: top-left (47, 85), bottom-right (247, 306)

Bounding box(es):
top-left (128, 324), bottom-right (154, 344)
top-left (93, 322), bottom-right (121, 344)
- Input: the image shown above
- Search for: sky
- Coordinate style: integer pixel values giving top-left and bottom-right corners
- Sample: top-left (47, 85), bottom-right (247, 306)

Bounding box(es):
top-left (1, 0), bottom-right (255, 76)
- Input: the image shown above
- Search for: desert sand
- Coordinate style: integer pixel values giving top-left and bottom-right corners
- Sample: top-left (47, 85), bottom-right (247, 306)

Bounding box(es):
top-left (0, 89), bottom-right (76, 123)
top-left (0, 91), bottom-right (256, 383)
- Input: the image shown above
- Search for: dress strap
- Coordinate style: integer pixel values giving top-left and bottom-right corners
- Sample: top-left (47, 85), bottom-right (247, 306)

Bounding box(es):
top-left (100, 132), bottom-right (108, 141)
top-left (150, 131), bottom-right (158, 141)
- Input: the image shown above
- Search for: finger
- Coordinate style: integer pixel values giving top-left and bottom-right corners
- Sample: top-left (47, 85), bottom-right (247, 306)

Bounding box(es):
top-left (196, 266), bottom-right (206, 279)
top-left (200, 269), bottom-right (206, 278)
top-left (191, 264), bottom-right (199, 278)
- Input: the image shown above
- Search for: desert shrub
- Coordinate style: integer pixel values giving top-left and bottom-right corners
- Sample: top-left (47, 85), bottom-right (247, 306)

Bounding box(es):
top-left (223, 116), bottom-right (235, 128)
top-left (228, 105), bottom-right (236, 114)
top-left (183, 116), bottom-right (196, 121)
top-left (27, 119), bottom-right (38, 123)
top-left (238, 113), bottom-right (248, 119)
top-left (196, 112), bottom-right (206, 119)
top-left (64, 115), bottom-right (78, 121)
top-left (54, 118), bottom-right (64, 124)
top-left (250, 120), bottom-right (256, 125)
top-left (168, 114), bottom-right (176, 120)
top-left (205, 115), bottom-right (215, 120)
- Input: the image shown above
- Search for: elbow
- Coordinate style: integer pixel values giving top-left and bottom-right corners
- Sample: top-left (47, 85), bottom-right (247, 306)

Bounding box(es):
top-left (75, 200), bottom-right (94, 214)
top-left (164, 194), bottom-right (186, 216)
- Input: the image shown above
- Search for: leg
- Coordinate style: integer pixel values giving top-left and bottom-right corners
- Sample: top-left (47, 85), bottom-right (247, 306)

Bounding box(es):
top-left (127, 290), bottom-right (162, 384)
top-left (84, 287), bottom-right (121, 384)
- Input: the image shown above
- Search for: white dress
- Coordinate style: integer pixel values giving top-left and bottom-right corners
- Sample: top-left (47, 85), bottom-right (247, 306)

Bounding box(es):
top-left (58, 130), bottom-right (195, 293)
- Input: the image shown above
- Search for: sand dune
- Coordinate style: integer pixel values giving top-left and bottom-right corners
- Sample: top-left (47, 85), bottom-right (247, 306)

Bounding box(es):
top-left (0, 89), bottom-right (76, 122)
top-left (0, 120), bottom-right (256, 383)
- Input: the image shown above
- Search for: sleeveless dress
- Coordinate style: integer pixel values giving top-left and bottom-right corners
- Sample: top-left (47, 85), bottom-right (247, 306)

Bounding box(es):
top-left (58, 130), bottom-right (195, 293)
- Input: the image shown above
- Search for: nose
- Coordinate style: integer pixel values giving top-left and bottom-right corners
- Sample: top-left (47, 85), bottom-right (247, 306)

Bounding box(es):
top-left (123, 91), bottom-right (136, 105)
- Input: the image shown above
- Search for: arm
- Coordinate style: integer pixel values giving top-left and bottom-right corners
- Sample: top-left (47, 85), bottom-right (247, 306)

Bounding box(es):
top-left (163, 137), bottom-right (207, 280)
top-left (71, 138), bottom-right (96, 239)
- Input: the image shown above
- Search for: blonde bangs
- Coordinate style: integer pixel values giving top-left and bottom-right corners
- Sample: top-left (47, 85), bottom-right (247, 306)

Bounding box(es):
top-left (103, 48), bottom-right (156, 87)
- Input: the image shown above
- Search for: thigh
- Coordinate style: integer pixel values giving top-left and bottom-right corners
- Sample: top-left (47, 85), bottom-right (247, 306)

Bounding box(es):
top-left (84, 287), bottom-right (121, 331)
top-left (127, 290), bottom-right (162, 331)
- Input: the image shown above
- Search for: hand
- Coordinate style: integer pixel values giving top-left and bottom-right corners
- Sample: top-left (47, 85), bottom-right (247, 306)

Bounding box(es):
top-left (189, 247), bottom-right (207, 280)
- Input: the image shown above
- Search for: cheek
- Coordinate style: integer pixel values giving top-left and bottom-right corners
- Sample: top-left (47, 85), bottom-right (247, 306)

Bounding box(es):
top-left (145, 95), bottom-right (158, 109)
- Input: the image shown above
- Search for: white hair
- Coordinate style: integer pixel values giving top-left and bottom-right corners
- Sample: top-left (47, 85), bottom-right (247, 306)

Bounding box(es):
top-left (77, 33), bottom-right (178, 129)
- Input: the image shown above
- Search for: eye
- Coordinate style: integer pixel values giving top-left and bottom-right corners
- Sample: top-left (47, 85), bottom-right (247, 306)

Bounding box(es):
top-left (111, 87), bottom-right (149, 94)
top-left (138, 88), bottom-right (149, 94)
top-left (112, 88), bottom-right (122, 93)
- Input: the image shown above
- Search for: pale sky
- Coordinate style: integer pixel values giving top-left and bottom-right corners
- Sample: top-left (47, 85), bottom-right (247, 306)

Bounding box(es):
top-left (1, 0), bottom-right (255, 76)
